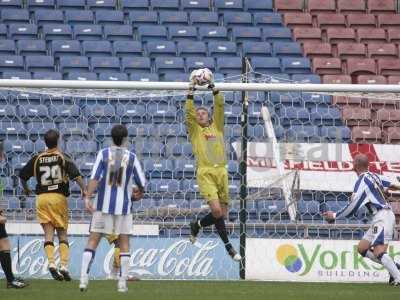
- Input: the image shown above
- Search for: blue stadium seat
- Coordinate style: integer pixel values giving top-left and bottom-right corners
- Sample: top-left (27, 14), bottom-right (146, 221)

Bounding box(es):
top-left (26, 122), bottom-right (54, 137)
top-left (49, 104), bottom-right (80, 119)
top-left (126, 123), bottom-right (155, 137)
top-left (128, 11), bottom-right (158, 26)
top-left (42, 24), bottom-right (72, 40)
top-left (2, 71), bottom-right (31, 79)
top-left (9, 24), bottom-right (38, 39)
top-left (1, 9), bottom-right (29, 23)
top-left (65, 10), bottom-right (94, 25)
top-left (27, 0), bottom-right (55, 10)
top-left (0, 40), bottom-right (16, 55)
top-left (0, 104), bottom-right (16, 119)
top-left (286, 125), bottom-right (320, 142)
top-left (232, 27), bottom-right (262, 42)
top-left (147, 41), bottom-right (177, 57)
top-left (17, 40), bottom-right (47, 56)
top-left (151, 0), bottom-right (179, 11)
top-left (208, 41), bottom-right (237, 57)
top-left (274, 44), bottom-right (303, 59)
top-left (263, 28), bottom-right (293, 43)
top-left (115, 103), bottom-right (146, 122)
top-left (181, 0), bottom-right (209, 11)
top-left (159, 11), bottom-right (189, 26)
top-left (320, 126), bottom-right (351, 142)
top-left (65, 72), bottom-right (97, 80)
top-left (66, 140), bottom-right (97, 155)
top-left (59, 122), bottom-right (89, 137)
top-left (250, 57), bottom-right (281, 73)
top-left (98, 72), bottom-right (129, 81)
top-left (0, 121), bottom-right (26, 137)
top-left (154, 57), bottom-right (185, 74)
top-left (57, 0), bottom-right (85, 10)
top-left (158, 123), bottom-right (186, 137)
top-left (224, 103), bottom-right (242, 124)
top-left (34, 9), bottom-right (64, 25)
top-left (87, 0), bottom-right (117, 11)
top-left (190, 12), bottom-right (219, 26)
top-left (11, 155), bottom-right (30, 171)
top-left (83, 104), bottom-right (115, 121)
top-left (292, 74), bottom-right (321, 84)
top-left (129, 73), bottom-right (159, 81)
top-left (174, 159), bottom-right (195, 178)
top-left (254, 12), bottom-right (283, 27)
top-left (95, 10), bottom-right (124, 25)
top-left (301, 93), bottom-right (331, 107)
top-left (74, 25), bottom-right (103, 40)
top-left (149, 179), bottom-right (180, 193)
top-left (270, 91), bottom-right (301, 105)
top-left (59, 56), bottom-right (89, 73)
top-left (244, 0), bottom-right (273, 12)
top-left (51, 40), bottom-right (81, 57)
top-left (242, 42), bottom-right (272, 57)
top-left (278, 106), bottom-right (311, 126)
top-left (113, 41), bottom-right (142, 57)
top-left (162, 72), bottom-right (190, 81)
top-left (0, 55), bottom-right (24, 72)
top-left (82, 41), bottom-right (112, 56)
top-left (181, 179), bottom-right (199, 193)
top-left (147, 102), bottom-right (177, 123)
top-left (18, 104), bottom-right (49, 120)
top-left (33, 72), bottom-right (62, 80)
top-left (94, 123), bottom-right (113, 137)
top-left (0, 0), bottom-right (22, 9)
top-left (121, 57), bottom-right (151, 73)
top-left (168, 26), bottom-right (197, 41)
top-left (281, 57), bottom-right (311, 74)
top-left (198, 26), bottom-right (228, 42)
top-left (310, 107), bottom-right (342, 126)
top-left (0, 25), bottom-right (7, 39)
top-left (177, 41), bottom-right (206, 57)
top-left (215, 0), bottom-right (243, 12)
top-left (223, 12), bottom-right (252, 27)
top-left (121, 0), bottom-right (149, 11)
top-left (90, 56), bottom-right (120, 73)
top-left (166, 141), bottom-right (192, 158)
top-left (104, 25), bottom-right (133, 41)
top-left (26, 56), bottom-right (55, 72)
top-left (185, 57), bottom-right (215, 72)
top-left (135, 139), bottom-right (165, 157)
top-left (138, 25), bottom-right (168, 42)
top-left (144, 159), bottom-right (174, 179)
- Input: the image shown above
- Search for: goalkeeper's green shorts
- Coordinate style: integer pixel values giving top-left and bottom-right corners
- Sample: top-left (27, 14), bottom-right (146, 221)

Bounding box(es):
top-left (197, 166), bottom-right (229, 205)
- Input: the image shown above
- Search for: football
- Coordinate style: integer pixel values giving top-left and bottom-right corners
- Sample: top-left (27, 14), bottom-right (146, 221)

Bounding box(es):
top-left (189, 68), bottom-right (213, 86)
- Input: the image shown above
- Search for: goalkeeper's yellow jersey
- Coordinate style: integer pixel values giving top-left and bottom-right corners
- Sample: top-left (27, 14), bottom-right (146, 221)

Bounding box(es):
top-left (185, 92), bottom-right (227, 168)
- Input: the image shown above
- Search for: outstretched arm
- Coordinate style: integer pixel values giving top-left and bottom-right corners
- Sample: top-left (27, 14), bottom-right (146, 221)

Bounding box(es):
top-left (185, 83), bottom-right (198, 138)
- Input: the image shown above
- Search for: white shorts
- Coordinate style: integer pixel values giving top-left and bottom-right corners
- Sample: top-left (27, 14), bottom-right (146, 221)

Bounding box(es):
top-left (90, 211), bottom-right (132, 235)
top-left (363, 209), bottom-right (396, 246)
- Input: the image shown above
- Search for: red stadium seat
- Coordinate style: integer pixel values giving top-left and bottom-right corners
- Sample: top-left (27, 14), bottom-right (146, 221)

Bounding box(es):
top-left (275, 0), bottom-right (304, 13)
top-left (346, 14), bottom-right (376, 29)
top-left (312, 57), bottom-right (343, 74)
top-left (366, 97), bottom-right (397, 110)
top-left (332, 95), bottom-right (364, 106)
top-left (303, 42), bottom-right (332, 58)
top-left (327, 28), bottom-right (356, 44)
top-left (346, 58), bottom-right (377, 75)
top-left (368, 0), bottom-right (397, 14)
top-left (337, 0), bottom-right (366, 14)
top-left (323, 74), bottom-right (352, 84)
top-left (342, 107), bottom-right (372, 126)
top-left (375, 108), bottom-right (400, 127)
top-left (357, 28), bottom-right (387, 43)
top-left (367, 43), bottom-right (398, 59)
top-left (386, 127), bottom-right (400, 143)
top-left (351, 126), bottom-right (382, 143)
top-left (308, 0), bottom-right (336, 15)
top-left (337, 43), bottom-right (366, 59)
top-left (387, 28), bottom-right (400, 43)
top-left (378, 14), bottom-right (400, 29)
top-left (283, 13), bottom-right (312, 27)
top-left (317, 14), bottom-right (346, 29)
top-left (356, 75), bottom-right (387, 84)
top-left (293, 27), bottom-right (322, 43)
top-left (378, 59), bottom-right (400, 75)
top-left (388, 75), bottom-right (400, 84)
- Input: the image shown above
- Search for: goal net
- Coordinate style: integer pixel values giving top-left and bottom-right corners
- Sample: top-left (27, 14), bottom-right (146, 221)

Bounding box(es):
top-left (1, 72), bottom-right (400, 281)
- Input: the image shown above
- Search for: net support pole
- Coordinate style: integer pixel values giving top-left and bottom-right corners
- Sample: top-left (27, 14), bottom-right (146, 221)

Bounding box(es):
top-left (239, 57), bottom-right (249, 279)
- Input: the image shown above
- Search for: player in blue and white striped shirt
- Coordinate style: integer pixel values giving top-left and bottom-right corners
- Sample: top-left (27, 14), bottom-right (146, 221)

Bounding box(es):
top-left (324, 154), bottom-right (400, 286)
top-left (79, 125), bottom-right (145, 293)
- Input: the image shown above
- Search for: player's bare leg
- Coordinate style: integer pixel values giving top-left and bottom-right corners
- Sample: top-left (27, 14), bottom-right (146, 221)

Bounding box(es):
top-left (42, 223), bottom-right (63, 281)
top-left (0, 237), bottom-right (28, 288)
top-left (56, 228), bottom-right (71, 281)
top-left (117, 234), bottom-right (130, 293)
top-left (79, 232), bottom-right (102, 291)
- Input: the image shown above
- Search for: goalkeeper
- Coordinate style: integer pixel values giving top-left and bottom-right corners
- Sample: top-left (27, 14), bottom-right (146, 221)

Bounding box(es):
top-left (185, 75), bottom-right (241, 262)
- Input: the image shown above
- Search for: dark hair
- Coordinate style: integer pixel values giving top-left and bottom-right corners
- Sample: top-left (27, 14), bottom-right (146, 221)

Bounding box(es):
top-left (44, 129), bottom-right (59, 149)
top-left (111, 124), bottom-right (128, 146)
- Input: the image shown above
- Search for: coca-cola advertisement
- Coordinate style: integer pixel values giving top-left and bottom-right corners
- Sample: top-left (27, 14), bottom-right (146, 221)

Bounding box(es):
top-left (0, 236), bottom-right (240, 280)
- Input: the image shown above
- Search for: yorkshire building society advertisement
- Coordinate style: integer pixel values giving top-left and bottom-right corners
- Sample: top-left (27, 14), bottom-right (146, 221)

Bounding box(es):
top-left (246, 239), bottom-right (400, 283)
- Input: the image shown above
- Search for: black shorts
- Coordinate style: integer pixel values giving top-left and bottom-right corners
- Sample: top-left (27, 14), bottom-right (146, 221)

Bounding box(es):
top-left (0, 223), bottom-right (7, 239)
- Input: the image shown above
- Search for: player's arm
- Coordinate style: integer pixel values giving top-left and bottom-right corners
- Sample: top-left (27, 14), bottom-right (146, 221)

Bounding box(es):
top-left (18, 155), bottom-right (37, 196)
top-left (131, 154), bottom-right (145, 201)
top-left (185, 83), bottom-right (199, 138)
top-left (84, 151), bottom-right (104, 212)
top-left (211, 84), bottom-right (224, 131)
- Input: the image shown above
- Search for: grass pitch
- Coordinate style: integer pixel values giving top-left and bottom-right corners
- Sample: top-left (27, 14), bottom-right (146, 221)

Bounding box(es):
top-left (1, 279), bottom-right (399, 300)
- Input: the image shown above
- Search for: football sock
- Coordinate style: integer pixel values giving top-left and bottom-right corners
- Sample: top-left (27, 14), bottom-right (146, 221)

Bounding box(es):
top-left (59, 240), bottom-right (69, 268)
top-left (119, 252), bottom-right (130, 282)
top-left (0, 250), bottom-right (15, 282)
top-left (365, 250), bottom-right (381, 265)
top-left (81, 249), bottom-right (95, 276)
top-left (214, 217), bottom-right (233, 253)
top-left (378, 252), bottom-right (400, 281)
top-left (44, 241), bottom-right (55, 266)
top-left (199, 213), bottom-right (216, 228)
top-left (113, 247), bottom-right (121, 269)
